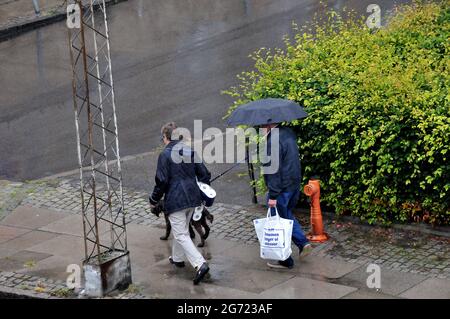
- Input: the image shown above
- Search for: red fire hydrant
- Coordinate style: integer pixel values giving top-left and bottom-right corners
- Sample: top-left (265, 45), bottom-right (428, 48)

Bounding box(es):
top-left (304, 178), bottom-right (329, 243)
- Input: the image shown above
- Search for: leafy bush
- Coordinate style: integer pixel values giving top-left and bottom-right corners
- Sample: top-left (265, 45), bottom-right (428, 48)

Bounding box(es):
top-left (225, 1), bottom-right (449, 225)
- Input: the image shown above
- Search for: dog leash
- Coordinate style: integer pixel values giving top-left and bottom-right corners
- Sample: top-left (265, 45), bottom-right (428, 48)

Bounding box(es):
top-left (210, 160), bottom-right (246, 183)
top-left (210, 128), bottom-right (273, 184)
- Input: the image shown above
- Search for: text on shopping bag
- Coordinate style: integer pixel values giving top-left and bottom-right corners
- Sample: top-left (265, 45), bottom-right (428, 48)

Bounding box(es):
top-left (262, 228), bottom-right (286, 248)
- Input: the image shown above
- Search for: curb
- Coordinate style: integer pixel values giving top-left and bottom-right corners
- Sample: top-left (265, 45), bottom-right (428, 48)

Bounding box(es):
top-left (0, 13), bottom-right (65, 42)
top-left (295, 207), bottom-right (450, 239)
top-left (0, 284), bottom-right (57, 299)
top-left (0, 0), bottom-right (128, 43)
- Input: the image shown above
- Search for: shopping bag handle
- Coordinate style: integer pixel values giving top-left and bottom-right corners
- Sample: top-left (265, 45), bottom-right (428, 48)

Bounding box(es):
top-left (266, 207), bottom-right (280, 221)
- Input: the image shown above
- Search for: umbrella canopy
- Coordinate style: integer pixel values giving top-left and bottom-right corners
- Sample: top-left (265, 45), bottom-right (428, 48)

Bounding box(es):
top-left (226, 98), bottom-right (308, 126)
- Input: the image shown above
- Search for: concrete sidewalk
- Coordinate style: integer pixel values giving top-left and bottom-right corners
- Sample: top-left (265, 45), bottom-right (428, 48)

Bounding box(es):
top-left (0, 205), bottom-right (378, 298)
top-left (0, 182), bottom-right (449, 299)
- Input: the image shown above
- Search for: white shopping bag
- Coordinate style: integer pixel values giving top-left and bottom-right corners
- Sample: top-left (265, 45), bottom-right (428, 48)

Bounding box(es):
top-left (253, 208), bottom-right (293, 261)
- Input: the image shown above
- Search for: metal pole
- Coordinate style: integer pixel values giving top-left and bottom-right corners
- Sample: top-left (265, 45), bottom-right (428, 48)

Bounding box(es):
top-left (32, 0), bottom-right (40, 15)
top-left (246, 140), bottom-right (258, 204)
top-left (67, 0), bottom-right (132, 296)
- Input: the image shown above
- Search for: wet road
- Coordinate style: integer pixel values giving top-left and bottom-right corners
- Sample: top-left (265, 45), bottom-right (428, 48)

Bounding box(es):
top-left (0, 0), bottom-right (410, 184)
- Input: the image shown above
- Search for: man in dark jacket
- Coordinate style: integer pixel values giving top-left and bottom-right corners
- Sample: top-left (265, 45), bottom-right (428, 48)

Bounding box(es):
top-left (262, 124), bottom-right (312, 269)
top-left (149, 122), bottom-right (211, 285)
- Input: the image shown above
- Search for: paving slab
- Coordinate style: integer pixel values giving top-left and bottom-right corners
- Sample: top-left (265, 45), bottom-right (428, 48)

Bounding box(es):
top-left (197, 237), bottom-right (240, 258)
top-left (150, 255), bottom-right (295, 294)
top-left (26, 234), bottom-right (85, 260)
top-left (0, 205), bottom-right (66, 229)
top-left (259, 276), bottom-right (357, 299)
top-left (297, 255), bottom-right (361, 279)
top-left (0, 230), bottom-right (59, 259)
top-left (341, 264), bottom-right (428, 296)
top-left (219, 243), bottom-right (359, 279)
top-left (128, 246), bottom-right (172, 269)
top-left (18, 255), bottom-right (80, 282)
top-left (219, 242), bottom-right (270, 269)
top-left (117, 224), bottom-right (173, 268)
top-left (207, 262), bottom-right (295, 294)
top-left (0, 246), bottom-right (16, 259)
top-left (0, 250), bottom-right (52, 272)
top-left (342, 289), bottom-right (400, 299)
top-left (133, 266), bottom-right (260, 299)
top-left (125, 223), bottom-right (173, 250)
top-left (399, 278), bottom-right (450, 299)
top-left (0, 225), bottom-right (30, 243)
top-left (39, 214), bottom-right (109, 237)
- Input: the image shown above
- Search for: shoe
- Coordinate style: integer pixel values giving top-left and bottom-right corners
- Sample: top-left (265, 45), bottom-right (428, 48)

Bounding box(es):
top-left (169, 256), bottom-right (185, 268)
top-left (267, 260), bottom-right (294, 269)
top-left (299, 243), bottom-right (313, 258)
top-left (193, 262), bottom-right (210, 285)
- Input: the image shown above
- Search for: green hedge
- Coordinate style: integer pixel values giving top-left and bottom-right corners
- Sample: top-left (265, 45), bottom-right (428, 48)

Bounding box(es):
top-left (225, 1), bottom-right (450, 225)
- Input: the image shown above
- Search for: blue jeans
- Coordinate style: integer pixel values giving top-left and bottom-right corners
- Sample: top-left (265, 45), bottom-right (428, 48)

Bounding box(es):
top-left (268, 189), bottom-right (309, 267)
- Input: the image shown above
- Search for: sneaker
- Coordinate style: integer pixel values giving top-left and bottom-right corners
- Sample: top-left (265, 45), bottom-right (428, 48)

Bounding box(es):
top-left (193, 262), bottom-right (210, 285)
top-left (299, 243), bottom-right (313, 258)
top-left (169, 256), bottom-right (185, 268)
top-left (267, 260), bottom-right (294, 269)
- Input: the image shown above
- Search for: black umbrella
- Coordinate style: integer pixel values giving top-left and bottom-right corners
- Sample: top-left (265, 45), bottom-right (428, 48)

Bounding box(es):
top-left (226, 98), bottom-right (308, 126)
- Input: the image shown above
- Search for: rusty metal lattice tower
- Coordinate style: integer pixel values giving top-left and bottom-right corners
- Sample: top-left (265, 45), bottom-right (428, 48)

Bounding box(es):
top-left (67, 0), bottom-right (131, 295)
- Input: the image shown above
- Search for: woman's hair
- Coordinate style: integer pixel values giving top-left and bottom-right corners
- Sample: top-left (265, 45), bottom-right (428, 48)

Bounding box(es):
top-left (161, 122), bottom-right (182, 141)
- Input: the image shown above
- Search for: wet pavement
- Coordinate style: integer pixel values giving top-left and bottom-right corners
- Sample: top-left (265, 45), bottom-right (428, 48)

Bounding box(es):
top-left (1, 178), bottom-right (448, 281)
top-left (1, 0), bottom-right (411, 190)
top-left (0, 182), bottom-right (448, 298)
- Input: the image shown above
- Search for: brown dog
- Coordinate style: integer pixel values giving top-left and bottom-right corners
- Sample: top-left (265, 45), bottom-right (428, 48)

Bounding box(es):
top-left (151, 201), bottom-right (214, 247)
